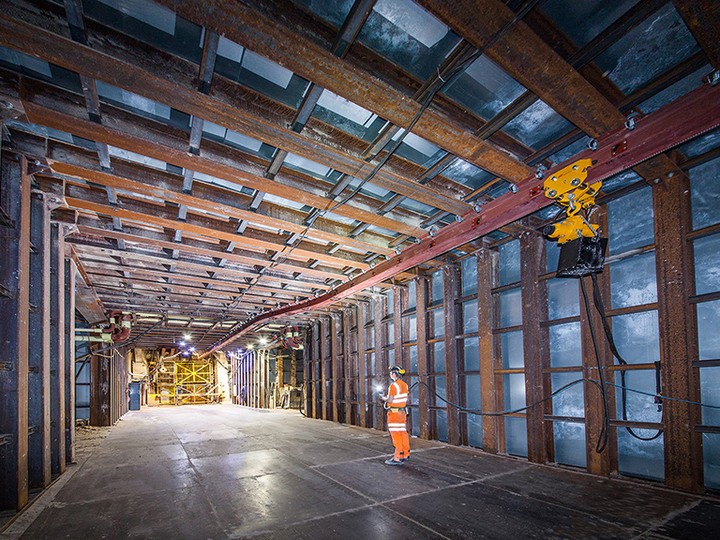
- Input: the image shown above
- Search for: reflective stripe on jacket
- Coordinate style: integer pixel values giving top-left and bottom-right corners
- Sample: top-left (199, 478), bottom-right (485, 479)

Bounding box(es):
top-left (387, 380), bottom-right (408, 408)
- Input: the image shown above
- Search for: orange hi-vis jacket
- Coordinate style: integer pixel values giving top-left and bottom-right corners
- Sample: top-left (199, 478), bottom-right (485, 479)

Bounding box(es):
top-left (386, 379), bottom-right (410, 461)
top-left (386, 379), bottom-right (409, 411)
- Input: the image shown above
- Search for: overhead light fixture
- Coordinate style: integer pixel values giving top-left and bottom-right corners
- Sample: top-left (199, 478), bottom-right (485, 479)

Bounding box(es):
top-left (258, 337), bottom-right (268, 345)
top-left (179, 340), bottom-right (186, 347)
top-left (247, 344), bottom-right (255, 350)
top-left (183, 333), bottom-right (192, 341)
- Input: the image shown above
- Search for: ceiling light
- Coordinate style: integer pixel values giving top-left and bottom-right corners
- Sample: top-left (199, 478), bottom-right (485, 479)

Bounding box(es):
top-left (183, 333), bottom-right (192, 341)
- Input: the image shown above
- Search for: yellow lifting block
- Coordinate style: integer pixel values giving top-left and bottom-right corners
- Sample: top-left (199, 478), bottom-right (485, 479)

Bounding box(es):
top-left (543, 158), bottom-right (600, 216)
top-left (544, 214), bottom-right (599, 244)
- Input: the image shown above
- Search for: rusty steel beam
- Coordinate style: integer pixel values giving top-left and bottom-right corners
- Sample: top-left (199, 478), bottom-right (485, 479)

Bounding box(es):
top-left (51, 161), bottom-right (393, 257)
top-left (0, 7), bottom-right (469, 216)
top-left (63, 196), bottom-right (367, 270)
top-left (63, 257), bottom-right (75, 465)
top-left (652, 167), bottom-right (703, 492)
top-left (418, 0), bottom-right (625, 137)
top-left (443, 265), bottom-right (461, 446)
top-left (673, 0), bottom-right (720, 69)
top-left (201, 80), bottom-right (720, 356)
top-left (0, 155), bottom-right (31, 511)
top-left (152, 0), bottom-right (533, 182)
top-left (477, 248), bottom-right (498, 453)
top-left (14, 88), bottom-right (423, 239)
top-left (49, 223), bottom-right (67, 475)
top-left (415, 276), bottom-right (430, 440)
top-left (27, 191), bottom-right (52, 489)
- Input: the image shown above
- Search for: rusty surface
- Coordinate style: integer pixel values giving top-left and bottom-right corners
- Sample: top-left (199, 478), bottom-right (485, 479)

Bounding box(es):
top-left (0, 7), bottom-right (470, 215)
top-left (27, 192), bottom-right (52, 489)
top-left (152, 0), bottom-right (533, 182)
top-left (202, 81), bottom-right (720, 355)
top-left (652, 168), bottom-right (703, 492)
top-left (477, 249), bottom-right (498, 453)
top-left (417, 0), bottom-right (626, 137)
top-left (443, 265), bottom-right (461, 446)
top-left (519, 233), bottom-right (548, 464)
top-left (0, 156), bottom-right (31, 511)
top-left (416, 277), bottom-right (430, 440)
top-left (673, 0), bottom-right (720, 68)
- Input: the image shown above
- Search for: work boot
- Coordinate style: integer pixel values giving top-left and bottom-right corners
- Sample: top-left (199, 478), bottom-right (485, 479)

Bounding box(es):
top-left (401, 455), bottom-right (410, 462)
top-left (384, 458), bottom-right (404, 466)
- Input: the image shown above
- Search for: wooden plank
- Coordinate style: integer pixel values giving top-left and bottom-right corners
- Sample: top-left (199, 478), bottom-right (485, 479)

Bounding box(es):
top-left (0, 155), bottom-right (30, 511)
top-left (27, 192), bottom-right (51, 488)
top-left (652, 168), bottom-right (703, 492)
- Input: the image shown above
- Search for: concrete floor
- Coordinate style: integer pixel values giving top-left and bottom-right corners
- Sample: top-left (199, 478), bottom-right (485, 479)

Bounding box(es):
top-left (3, 405), bottom-right (719, 539)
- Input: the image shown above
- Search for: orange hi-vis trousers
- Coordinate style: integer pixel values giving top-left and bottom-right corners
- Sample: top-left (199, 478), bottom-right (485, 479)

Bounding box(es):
top-left (387, 410), bottom-right (410, 460)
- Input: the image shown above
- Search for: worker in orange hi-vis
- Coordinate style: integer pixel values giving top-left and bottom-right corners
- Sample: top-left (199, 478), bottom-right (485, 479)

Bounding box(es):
top-left (380, 366), bottom-right (410, 465)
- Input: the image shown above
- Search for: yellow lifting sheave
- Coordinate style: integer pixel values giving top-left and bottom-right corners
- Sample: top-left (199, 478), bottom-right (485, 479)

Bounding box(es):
top-left (543, 158), bottom-right (601, 244)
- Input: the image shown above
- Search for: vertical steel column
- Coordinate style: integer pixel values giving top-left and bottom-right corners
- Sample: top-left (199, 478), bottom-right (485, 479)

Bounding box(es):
top-left (64, 257), bottom-right (75, 465)
top-left (309, 321), bottom-right (317, 418)
top-left (373, 294), bottom-right (385, 429)
top-left (330, 313), bottom-right (341, 422)
top-left (579, 210), bottom-right (615, 476)
top-left (343, 308), bottom-right (352, 424)
top-left (477, 248), bottom-right (498, 453)
top-left (0, 155), bottom-right (31, 511)
top-left (653, 171), bottom-right (703, 492)
top-left (28, 191), bottom-right (51, 488)
top-left (319, 317), bottom-right (328, 420)
top-left (393, 286), bottom-right (402, 368)
top-left (50, 224), bottom-right (66, 472)
top-left (520, 232), bottom-right (550, 464)
top-left (90, 344), bottom-right (110, 426)
top-left (416, 276), bottom-right (431, 439)
top-left (356, 302), bottom-right (367, 427)
top-left (443, 264), bottom-right (461, 446)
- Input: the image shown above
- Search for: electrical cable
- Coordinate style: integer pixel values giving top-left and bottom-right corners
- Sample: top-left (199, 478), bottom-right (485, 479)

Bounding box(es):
top-left (408, 378), bottom-right (596, 417)
top-left (590, 272), bottom-right (664, 441)
top-left (580, 276), bottom-right (611, 452)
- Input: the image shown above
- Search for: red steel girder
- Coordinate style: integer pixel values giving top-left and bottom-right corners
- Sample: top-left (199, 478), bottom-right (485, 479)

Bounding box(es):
top-left (203, 78), bottom-right (720, 357)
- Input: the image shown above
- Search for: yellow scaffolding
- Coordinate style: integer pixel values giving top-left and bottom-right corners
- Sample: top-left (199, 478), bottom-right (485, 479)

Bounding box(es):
top-left (174, 361), bottom-right (221, 404)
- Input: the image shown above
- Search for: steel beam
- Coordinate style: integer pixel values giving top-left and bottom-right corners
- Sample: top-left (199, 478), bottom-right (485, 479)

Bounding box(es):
top-left (673, 0), bottom-right (720, 69)
top-left (418, 0), bottom-right (625, 136)
top-left (443, 265), bottom-right (461, 446)
top-left (652, 168), bottom-right (703, 492)
top-left (64, 257), bottom-right (76, 465)
top-left (416, 277), bottom-right (430, 440)
top-left (519, 232), bottom-right (549, 464)
top-left (28, 191), bottom-right (51, 488)
top-left (49, 223), bottom-right (66, 474)
top-left (477, 248), bottom-right (498, 453)
top-left (202, 80), bottom-right (720, 355)
top-left (0, 155), bottom-right (30, 511)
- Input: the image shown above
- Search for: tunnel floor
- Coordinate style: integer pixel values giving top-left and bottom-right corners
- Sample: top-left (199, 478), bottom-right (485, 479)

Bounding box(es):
top-left (4, 404), bottom-right (718, 539)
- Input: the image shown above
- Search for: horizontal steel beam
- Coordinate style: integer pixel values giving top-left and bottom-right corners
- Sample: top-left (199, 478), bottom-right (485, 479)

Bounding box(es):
top-left (202, 80), bottom-right (720, 355)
